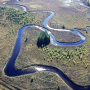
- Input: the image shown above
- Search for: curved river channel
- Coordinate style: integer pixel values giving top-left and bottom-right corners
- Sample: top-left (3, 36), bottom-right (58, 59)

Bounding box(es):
top-left (3, 0), bottom-right (90, 90)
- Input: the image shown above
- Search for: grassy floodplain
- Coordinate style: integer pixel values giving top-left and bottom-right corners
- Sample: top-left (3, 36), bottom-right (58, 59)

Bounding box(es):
top-left (0, 0), bottom-right (90, 90)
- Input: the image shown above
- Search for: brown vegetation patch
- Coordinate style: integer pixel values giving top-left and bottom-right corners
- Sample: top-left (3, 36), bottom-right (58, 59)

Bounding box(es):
top-left (50, 30), bottom-right (81, 43)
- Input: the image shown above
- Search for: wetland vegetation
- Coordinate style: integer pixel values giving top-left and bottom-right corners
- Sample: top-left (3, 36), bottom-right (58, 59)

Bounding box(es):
top-left (0, 0), bottom-right (90, 90)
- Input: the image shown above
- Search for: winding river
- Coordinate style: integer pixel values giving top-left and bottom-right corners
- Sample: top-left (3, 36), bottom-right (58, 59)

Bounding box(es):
top-left (3, 0), bottom-right (90, 90)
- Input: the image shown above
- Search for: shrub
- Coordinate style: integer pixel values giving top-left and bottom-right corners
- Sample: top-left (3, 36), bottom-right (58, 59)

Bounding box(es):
top-left (31, 76), bottom-right (34, 83)
top-left (61, 24), bottom-right (65, 29)
top-left (56, 86), bottom-right (60, 90)
top-left (25, 35), bottom-right (28, 42)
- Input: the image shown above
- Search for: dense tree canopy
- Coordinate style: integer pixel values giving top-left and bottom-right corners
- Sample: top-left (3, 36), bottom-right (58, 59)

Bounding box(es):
top-left (37, 31), bottom-right (50, 47)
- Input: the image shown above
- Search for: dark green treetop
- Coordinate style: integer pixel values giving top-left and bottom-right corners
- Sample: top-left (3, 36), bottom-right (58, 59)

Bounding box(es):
top-left (37, 30), bottom-right (50, 47)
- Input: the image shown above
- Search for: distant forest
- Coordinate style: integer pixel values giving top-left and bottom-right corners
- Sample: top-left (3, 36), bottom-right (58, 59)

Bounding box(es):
top-left (0, 6), bottom-right (35, 26)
